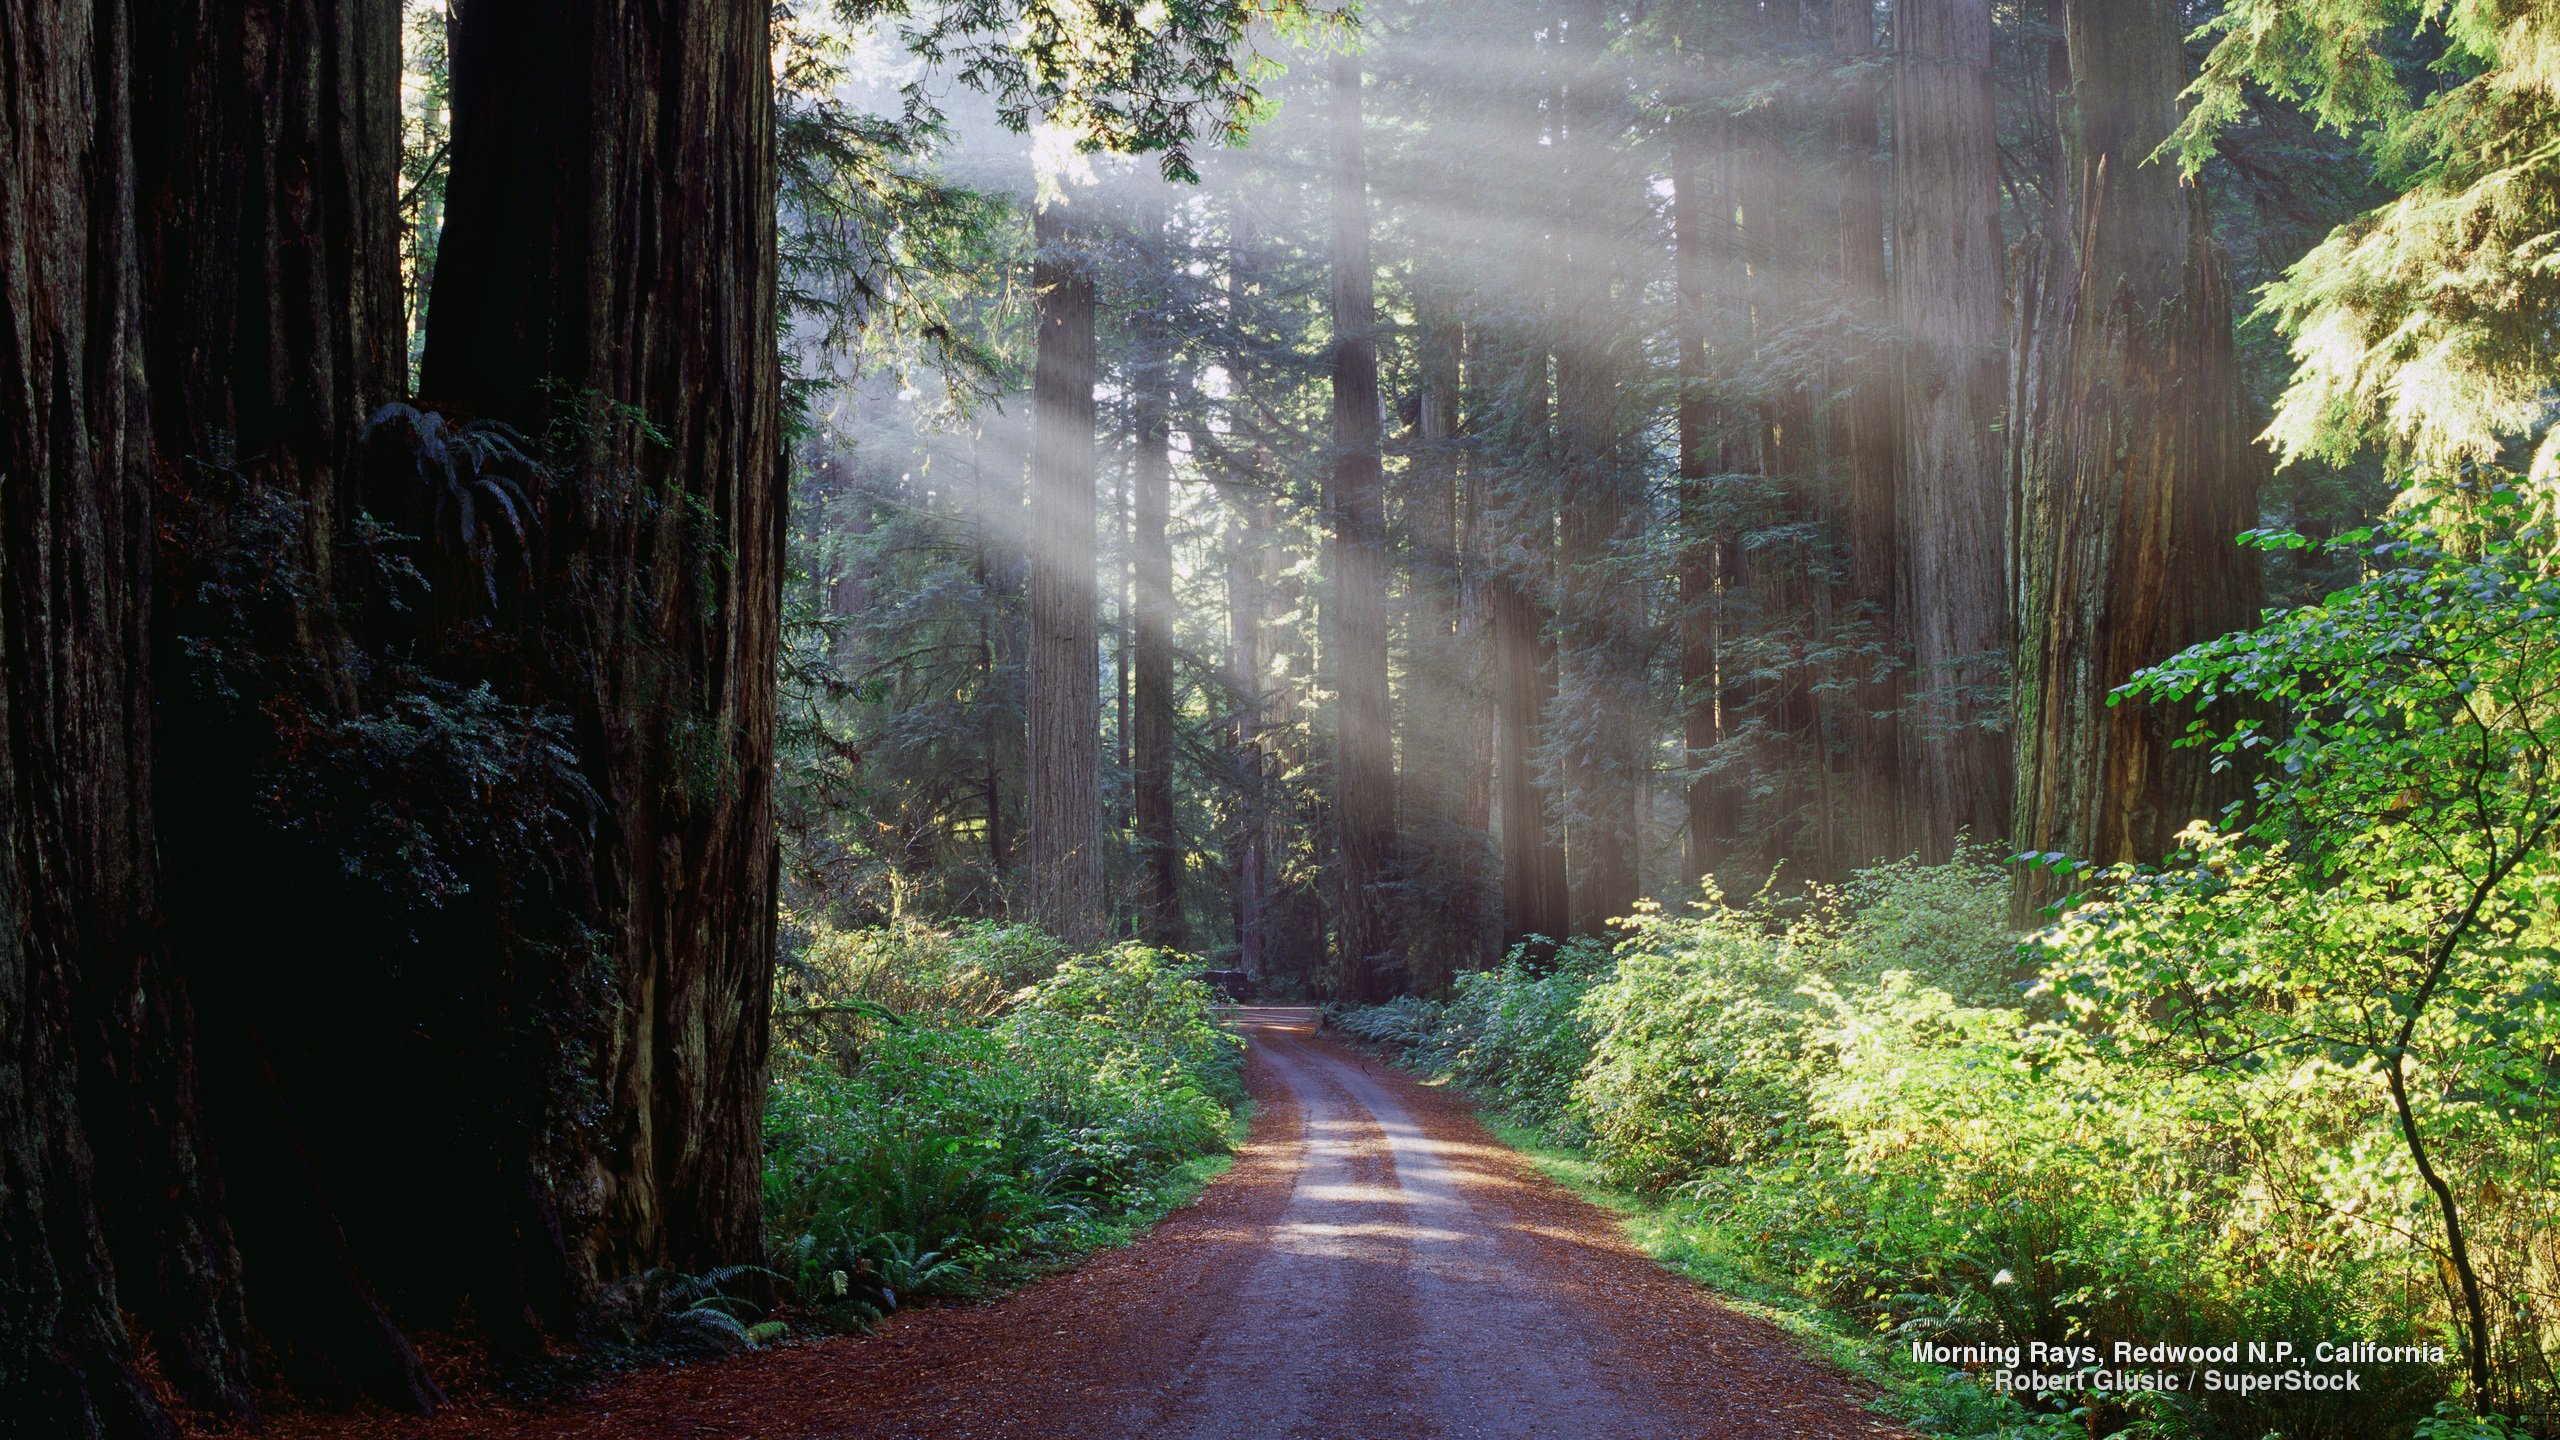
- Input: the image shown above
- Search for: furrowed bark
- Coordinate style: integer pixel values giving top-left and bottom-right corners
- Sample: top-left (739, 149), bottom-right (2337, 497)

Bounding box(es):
top-left (1022, 201), bottom-right (1106, 946)
top-left (1131, 200), bottom-right (1185, 948)
top-left (2011, 0), bottom-right (2260, 915)
top-left (422, 0), bottom-right (780, 1285)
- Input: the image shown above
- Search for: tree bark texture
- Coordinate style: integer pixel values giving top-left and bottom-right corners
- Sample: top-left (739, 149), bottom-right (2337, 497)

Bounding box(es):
top-left (0, 3), bottom-right (188, 1432)
top-left (1022, 202), bottom-right (1105, 945)
top-left (2011, 0), bottom-right (2262, 913)
top-left (422, 0), bottom-right (780, 1285)
top-left (1892, 0), bottom-right (2012, 859)
top-left (1131, 204), bottom-right (1185, 948)
top-left (1326, 50), bottom-right (1398, 999)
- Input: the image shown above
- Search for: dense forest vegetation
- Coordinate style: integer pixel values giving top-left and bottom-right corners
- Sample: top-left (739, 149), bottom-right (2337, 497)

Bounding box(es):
top-left (3, 0), bottom-right (2556, 1437)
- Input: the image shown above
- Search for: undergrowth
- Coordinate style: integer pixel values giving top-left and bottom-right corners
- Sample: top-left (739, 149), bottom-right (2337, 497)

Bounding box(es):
top-left (761, 920), bottom-right (1245, 1336)
top-left (1339, 844), bottom-right (2553, 1440)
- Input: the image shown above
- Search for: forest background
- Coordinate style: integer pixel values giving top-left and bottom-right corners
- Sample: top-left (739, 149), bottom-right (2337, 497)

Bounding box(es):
top-left (3, 1), bottom-right (2557, 1438)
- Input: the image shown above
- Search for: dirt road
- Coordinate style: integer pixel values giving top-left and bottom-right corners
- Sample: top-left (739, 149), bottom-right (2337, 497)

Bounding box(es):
top-left (294, 1009), bottom-right (1904, 1439)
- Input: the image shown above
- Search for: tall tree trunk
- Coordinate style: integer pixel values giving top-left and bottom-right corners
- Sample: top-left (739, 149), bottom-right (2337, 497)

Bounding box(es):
top-left (1673, 127), bottom-right (1723, 887)
top-left (1494, 332), bottom-right (1571, 956)
top-left (1552, 0), bottom-right (1642, 934)
top-left (1893, 0), bottom-right (2012, 859)
top-left (0, 5), bottom-right (192, 1432)
top-left (1453, 356), bottom-right (1499, 972)
top-left (421, 0), bottom-right (779, 1286)
top-left (1399, 273), bottom-right (1475, 990)
top-left (1021, 203), bottom-right (1106, 945)
top-left (1326, 50), bottom-right (1398, 999)
top-left (1226, 491), bottom-right (1270, 981)
top-left (2011, 0), bottom-right (2261, 915)
top-left (142, 0), bottom-right (470, 1402)
top-left (1833, 0), bottom-right (1905, 866)
top-left (1131, 202), bottom-right (1185, 948)
top-left (1222, 202), bottom-right (1270, 982)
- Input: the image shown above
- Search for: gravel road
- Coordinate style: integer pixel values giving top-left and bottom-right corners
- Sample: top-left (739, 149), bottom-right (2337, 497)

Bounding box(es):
top-left (281, 1008), bottom-right (1906, 1440)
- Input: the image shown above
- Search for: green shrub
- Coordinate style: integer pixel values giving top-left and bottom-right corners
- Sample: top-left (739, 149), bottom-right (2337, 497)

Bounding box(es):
top-left (763, 926), bottom-right (1241, 1327)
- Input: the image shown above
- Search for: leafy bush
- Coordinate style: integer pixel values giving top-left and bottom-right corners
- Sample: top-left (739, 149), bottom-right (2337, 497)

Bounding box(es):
top-left (1338, 829), bottom-right (2514, 1438)
top-left (764, 924), bottom-right (1241, 1329)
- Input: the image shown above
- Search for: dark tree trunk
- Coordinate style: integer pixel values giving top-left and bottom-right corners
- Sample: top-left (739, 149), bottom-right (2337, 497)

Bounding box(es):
top-left (2011, 0), bottom-right (2261, 915)
top-left (3, 0), bottom-right (461, 1429)
top-left (0, 4), bottom-right (191, 1433)
top-left (1833, 0), bottom-right (1905, 866)
top-left (1326, 50), bottom-right (1398, 999)
top-left (1130, 204), bottom-right (1185, 948)
top-left (421, 0), bottom-right (779, 1285)
top-left (1020, 203), bottom-right (1106, 945)
top-left (1893, 0), bottom-right (2012, 859)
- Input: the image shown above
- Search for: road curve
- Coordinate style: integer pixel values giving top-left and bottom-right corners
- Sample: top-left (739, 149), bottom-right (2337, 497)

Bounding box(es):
top-left (276, 1009), bottom-right (1906, 1440)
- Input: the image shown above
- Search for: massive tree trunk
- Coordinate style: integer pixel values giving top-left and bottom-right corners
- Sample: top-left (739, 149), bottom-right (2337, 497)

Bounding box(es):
top-left (1833, 0), bottom-right (1904, 866)
top-left (421, 0), bottom-right (779, 1285)
top-left (1131, 202), bottom-right (1185, 948)
top-left (2012, 0), bottom-right (2261, 913)
top-left (3, 0), bottom-right (458, 1430)
top-left (1021, 202), bottom-right (1106, 945)
top-left (0, 6), bottom-right (189, 1434)
top-left (1326, 50), bottom-right (1399, 999)
top-left (1893, 0), bottom-right (2012, 859)
top-left (1551, 0), bottom-right (1642, 934)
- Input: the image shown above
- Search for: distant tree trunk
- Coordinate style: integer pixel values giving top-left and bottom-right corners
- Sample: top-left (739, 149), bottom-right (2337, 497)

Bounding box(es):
top-left (1893, 0), bottom-right (2012, 858)
top-left (1833, 0), bottom-right (1905, 866)
top-left (1326, 51), bottom-right (1399, 999)
top-left (2011, 0), bottom-right (2261, 915)
top-left (1494, 329), bottom-right (1572, 957)
top-left (1226, 493), bottom-right (1270, 981)
top-left (1399, 273), bottom-right (1479, 990)
top-left (1020, 202), bottom-right (1106, 945)
top-left (1673, 129), bottom-right (1723, 887)
top-left (1453, 358), bottom-right (1500, 972)
top-left (422, 0), bottom-right (780, 1285)
top-left (1552, 0), bottom-right (1642, 934)
top-left (1131, 203), bottom-right (1186, 948)
top-left (1222, 203), bottom-right (1270, 981)
top-left (971, 435), bottom-right (1014, 876)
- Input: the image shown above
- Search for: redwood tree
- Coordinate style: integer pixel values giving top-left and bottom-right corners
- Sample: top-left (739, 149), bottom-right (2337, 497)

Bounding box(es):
top-left (1130, 201), bottom-right (1187, 946)
top-left (2011, 0), bottom-right (2262, 912)
top-left (421, 0), bottom-right (781, 1285)
top-left (1025, 202), bottom-right (1106, 945)
top-left (1326, 49), bottom-right (1399, 998)
top-left (1892, 0), bottom-right (2012, 858)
